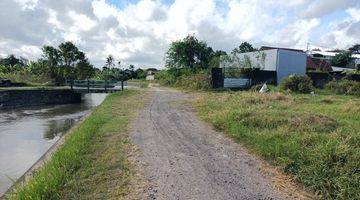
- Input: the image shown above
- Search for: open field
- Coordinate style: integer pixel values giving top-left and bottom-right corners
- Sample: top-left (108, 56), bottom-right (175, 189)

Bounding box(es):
top-left (193, 91), bottom-right (360, 199)
top-left (6, 90), bottom-right (149, 199)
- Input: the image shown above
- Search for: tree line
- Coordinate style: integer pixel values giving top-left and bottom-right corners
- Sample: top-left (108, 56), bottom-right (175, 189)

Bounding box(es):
top-left (0, 42), bottom-right (147, 86)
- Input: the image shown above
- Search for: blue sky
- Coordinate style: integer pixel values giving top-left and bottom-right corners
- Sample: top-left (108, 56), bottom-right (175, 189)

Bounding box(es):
top-left (0, 0), bottom-right (359, 68)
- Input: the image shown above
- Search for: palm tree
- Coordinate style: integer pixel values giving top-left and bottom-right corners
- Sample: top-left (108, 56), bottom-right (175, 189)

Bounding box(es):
top-left (104, 55), bottom-right (115, 69)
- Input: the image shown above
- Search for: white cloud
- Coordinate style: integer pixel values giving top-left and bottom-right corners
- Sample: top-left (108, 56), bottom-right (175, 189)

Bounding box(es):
top-left (68, 11), bottom-right (97, 32)
top-left (14, 0), bottom-right (38, 10)
top-left (266, 18), bottom-right (320, 48)
top-left (92, 0), bottom-right (118, 19)
top-left (301, 0), bottom-right (358, 18)
top-left (319, 8), bottom-right (360, 49)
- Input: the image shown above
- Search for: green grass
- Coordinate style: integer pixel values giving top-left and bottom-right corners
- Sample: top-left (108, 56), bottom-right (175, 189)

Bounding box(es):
top-left (7, 90), bottom-right (148, 200)
top-left (194, 91), bottom-right (360, 199)
top-left (127, 79), bottom-right (150, 88)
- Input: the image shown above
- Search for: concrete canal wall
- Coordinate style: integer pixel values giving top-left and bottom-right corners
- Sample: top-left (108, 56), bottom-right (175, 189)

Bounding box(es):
top-left (0, 89), bottom-right (81, 110)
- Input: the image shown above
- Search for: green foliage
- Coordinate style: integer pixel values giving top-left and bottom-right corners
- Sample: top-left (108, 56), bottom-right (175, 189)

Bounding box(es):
top-left (97, 67), bottom-right (134, 82)
top-left (231, 42), bottom-right (256, 54)
top-left (165, 35), bottom-right (214, 70)
top-left (0, 63), bottom-right (52, 86)
top-left (325, 79), bottom-right (360, 96)
top-left (96, 56), bottom-right (141, 82)
top-left (155, 69), bottom-right (178, 85)
top-left (222, 50), bottom-right (266, 79)
top-left (209, 50), bottom-right (227, 69)
top-left (280, 75), bottom-right (314, 93)
top-left (0, 42), bottom-right (97, 86)
top-left (104, 55), bottom-right (115, 69)
top-left (345, 69), bottom-right (360, 75)
top-left (134, 68), bottom-right (146, 79)
top-left (0, 54), bottom-right (26, 67)
top-left (41, 42), bottom-right (95, 84)
top-left (159, 36), bottom-right (228, 90)
top-left (331, 51), bottom-right (353, 67)
top-left (348, 44), bottom-right (360, 54)
top-left (195, 91), bottom-right (360, 199)
top-left (174, 70), bottom-right (211, 90)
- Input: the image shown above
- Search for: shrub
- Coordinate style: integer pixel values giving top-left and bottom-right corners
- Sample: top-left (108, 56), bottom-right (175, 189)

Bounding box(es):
top-left (155, 70), bottom-right (177, 86)
top-left (280, 75), bottom-right (314, 93)
top-left (174, 70), bottom-right (211, 90)
top-left (325, 79), bottom-right (360, 96)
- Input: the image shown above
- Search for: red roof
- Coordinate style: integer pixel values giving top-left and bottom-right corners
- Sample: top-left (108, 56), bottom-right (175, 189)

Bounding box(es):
top-left (306, 56), bottom-right (332, 72)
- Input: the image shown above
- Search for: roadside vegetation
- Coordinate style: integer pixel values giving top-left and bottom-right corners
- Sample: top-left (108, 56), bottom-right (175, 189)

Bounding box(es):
top-left (155, 35), bottom-right (360, 199)
top-left (7, 90), bottom-right (148, 199)
top-left (155, 35), bottom-right (227, 90)
top-left (194, 90), bottom-right (359, 199)
top-left (127, 79), bottom-right (151, 88)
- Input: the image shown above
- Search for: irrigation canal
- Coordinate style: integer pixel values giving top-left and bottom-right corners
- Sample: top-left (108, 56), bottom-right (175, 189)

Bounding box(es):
top-left (0, 93), bottom-right (107, 196)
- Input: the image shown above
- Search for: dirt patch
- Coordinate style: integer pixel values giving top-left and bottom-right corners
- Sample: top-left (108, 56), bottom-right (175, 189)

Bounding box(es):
top-left (320, 97), bottom-right (335, 104)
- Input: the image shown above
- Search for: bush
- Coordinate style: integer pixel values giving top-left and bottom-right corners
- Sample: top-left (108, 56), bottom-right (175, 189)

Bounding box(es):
top-left (280, 75), bottom-right (314, 93)
top-left (155, 70), bottom-right (177, 86)
top-left (0, 71), bottom-right (52, 86)
top-left (325, 79), bottom-right (360, 96)
top-left (155, 68), bottom-right (211, 90)
top-left (174, 70), bottom-right (211, 90)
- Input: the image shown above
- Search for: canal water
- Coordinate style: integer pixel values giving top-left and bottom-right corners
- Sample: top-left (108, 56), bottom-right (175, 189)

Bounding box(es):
top-left (0, 93), bottom-right (107, 196)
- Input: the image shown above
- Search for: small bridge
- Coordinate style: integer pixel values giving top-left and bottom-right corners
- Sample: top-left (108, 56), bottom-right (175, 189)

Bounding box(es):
top-left (65, 80), bottom-right (126, 93)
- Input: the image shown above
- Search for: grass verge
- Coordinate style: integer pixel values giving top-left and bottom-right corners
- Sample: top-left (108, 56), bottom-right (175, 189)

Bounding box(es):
top-left (7, 89), bottom-right (148, 200)
top-left (193, 91), bottom-right (360, 200)
top-left (127, 79), bottom-right (151, 88)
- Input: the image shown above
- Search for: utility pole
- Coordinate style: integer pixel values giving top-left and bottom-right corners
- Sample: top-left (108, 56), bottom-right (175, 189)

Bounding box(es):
top-left (306, 42), bottom-right (310, 54)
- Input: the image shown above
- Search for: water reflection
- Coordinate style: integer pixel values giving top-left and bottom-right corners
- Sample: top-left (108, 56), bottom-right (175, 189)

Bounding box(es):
top-left (44, 118), bottom-right (77, 140)
top-left (0, 93), bottom-right (107, 196)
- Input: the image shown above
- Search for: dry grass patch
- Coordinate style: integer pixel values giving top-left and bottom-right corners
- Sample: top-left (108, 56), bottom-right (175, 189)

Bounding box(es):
top-left (289, 113), bottom-right (338, 133)
top-left (342, 99), bottom-right (360, 113)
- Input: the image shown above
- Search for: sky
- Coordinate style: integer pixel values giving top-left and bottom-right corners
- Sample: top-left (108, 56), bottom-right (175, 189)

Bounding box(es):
top-left (0, 0), bottom-right (360, 68)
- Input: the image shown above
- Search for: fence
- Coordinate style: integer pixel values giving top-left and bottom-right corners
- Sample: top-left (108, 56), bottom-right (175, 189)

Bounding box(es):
top-left (211, 68), bottom-right (251, 89)
top-left (65, 80), bottom-right (124, 92)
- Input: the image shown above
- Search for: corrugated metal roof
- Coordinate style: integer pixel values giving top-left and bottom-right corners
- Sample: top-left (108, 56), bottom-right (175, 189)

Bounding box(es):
top-left (311, 51), bottom-right (360, 59)
top-left (331, 66), bottom-right (356, 72)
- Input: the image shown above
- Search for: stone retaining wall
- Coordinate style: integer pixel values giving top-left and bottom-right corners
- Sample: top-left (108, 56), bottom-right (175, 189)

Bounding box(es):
top-left (0, 89), bottom-right (81, 110)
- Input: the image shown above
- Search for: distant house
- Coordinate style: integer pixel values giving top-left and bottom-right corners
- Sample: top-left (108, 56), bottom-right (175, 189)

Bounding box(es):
top-left (220, 47), bottom-right (307, 87)
top-left (308, 50), bottom-right (360, 69)
top-left (146, 68), bottom-right (159, 81)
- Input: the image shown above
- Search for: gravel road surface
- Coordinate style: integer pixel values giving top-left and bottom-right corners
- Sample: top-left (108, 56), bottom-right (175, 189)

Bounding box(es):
top-left (131, 88), bottom-right (285, 200)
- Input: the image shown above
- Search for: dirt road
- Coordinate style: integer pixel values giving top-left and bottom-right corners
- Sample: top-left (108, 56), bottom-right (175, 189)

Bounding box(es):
top-left (131, 88), bottom-right (285, 200)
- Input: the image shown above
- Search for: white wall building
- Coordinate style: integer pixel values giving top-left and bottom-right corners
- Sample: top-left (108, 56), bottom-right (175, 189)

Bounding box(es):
top-left (220, 49), bottom-right (307, 85)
